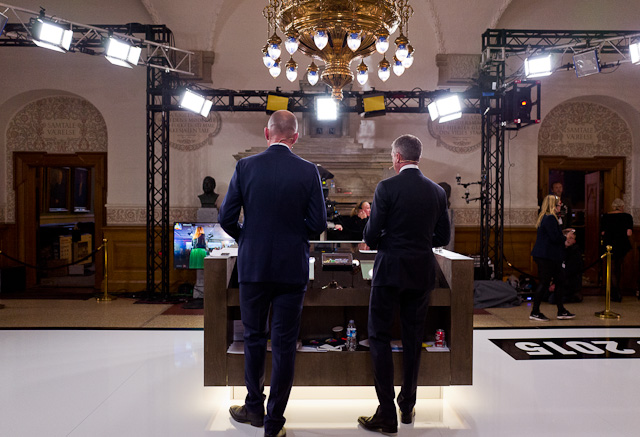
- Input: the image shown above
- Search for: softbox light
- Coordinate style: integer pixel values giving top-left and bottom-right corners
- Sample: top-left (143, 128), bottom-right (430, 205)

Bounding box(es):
top-left (316, 97), bottom-right (338, 121)
top-left (524, 54), bottom-right (553, 78)
top-left (33, 18), bottom-right (73, 52)
top-left (179, 89), bottom-right (212, 118)
top-left (630, 42), bottom-right (640, 64)
top-left (105, 37), bottom-right (142, 68)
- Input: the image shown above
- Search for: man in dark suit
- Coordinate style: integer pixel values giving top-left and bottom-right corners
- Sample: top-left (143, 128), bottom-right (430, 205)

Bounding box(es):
top-left (359, 134), bottom-right (450, 435)
top-left (219, 110), bottom-right (327, 437)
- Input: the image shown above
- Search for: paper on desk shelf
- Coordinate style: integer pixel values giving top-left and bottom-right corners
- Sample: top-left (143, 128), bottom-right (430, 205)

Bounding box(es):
top-left (228, 341), bottom-right (244, 354)
top-left (424, 341), bottom-right (450, 352)
top-left (298, 346), bottom-right (328, 352)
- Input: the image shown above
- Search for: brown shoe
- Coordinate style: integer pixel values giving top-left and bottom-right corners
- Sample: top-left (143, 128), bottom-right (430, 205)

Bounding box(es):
top-left (358, 414), bottom-right (398, 435)
top-left (229, 404), bottom-right (264, 427)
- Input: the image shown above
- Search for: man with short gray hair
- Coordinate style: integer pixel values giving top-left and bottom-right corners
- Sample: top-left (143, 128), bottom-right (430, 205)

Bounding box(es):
top-left (359, 134), bottom-right (450, 435)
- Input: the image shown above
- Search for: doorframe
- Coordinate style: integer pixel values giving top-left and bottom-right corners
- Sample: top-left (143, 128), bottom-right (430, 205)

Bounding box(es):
top-left (538, 156), bottom-right (625, 212)
top-left (14, 152), bottom-right (107, 289)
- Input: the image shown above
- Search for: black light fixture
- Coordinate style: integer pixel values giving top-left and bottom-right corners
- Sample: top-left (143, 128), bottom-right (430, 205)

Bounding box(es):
top-left (32, 13), bottom-right (73, 52)
top-left (179, 89), bottom-right (212, 118)
top-left (573, 49), bottom-right (600, 77)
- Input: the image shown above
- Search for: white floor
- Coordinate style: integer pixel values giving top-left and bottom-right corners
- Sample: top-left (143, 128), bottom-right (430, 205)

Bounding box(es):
top-left (1, 327), bottom-right (639, 437)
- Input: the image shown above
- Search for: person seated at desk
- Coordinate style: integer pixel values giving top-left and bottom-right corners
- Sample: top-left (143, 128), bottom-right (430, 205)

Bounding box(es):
top-left (329, 201), bottom-right (371, 241)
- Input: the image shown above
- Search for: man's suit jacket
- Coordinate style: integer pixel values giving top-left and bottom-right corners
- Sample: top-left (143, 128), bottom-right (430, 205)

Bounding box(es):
top-left (219, 144), bottom-right (327, 285)
top-left (364, 167), bottom-right (450, 291)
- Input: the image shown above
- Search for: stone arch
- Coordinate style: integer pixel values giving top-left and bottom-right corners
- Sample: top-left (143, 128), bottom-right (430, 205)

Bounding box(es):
top-left (537, 98), bottom-right (635, 208)
top-left (3, 93), bottom-right (108, 222)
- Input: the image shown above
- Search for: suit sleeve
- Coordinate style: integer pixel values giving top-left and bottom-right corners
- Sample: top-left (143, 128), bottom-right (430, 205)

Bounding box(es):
top-left (304, 166), bottom-right (327, 235)
top-left (543, 215), bottom-right (565, 245)
top-left (432, 202), bottom-right (451, 248)
top-left (218, 164), bottom-right (243, 241)
top-left (364, 182), bottom-right (388, 249)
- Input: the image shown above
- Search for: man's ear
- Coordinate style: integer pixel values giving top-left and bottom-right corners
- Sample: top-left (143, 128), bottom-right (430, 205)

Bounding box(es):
top-left (264, 127), bottom-right (270, 141)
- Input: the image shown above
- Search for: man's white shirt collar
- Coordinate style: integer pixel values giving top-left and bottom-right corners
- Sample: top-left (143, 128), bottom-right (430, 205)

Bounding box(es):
top-left (400, 164), bottom-right (419, 172)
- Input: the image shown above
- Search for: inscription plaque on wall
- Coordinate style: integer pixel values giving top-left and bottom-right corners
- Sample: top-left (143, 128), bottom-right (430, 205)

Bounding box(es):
top-left (168, 111), bottom-right (221, 151)
top-left (427, 113), bottom-right (481, 154)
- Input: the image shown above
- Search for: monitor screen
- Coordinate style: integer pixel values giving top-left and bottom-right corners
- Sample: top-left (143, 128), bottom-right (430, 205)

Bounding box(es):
top-left (173, 222), bottom-right (237, 269)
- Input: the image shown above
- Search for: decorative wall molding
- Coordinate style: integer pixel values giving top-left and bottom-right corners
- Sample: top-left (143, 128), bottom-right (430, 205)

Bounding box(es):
top-left (454, 207), bottom-right (538, 227)
top-left (427, 113), bottom-right (481, 154)
top-left (5, 96), bottom-right (108, 223)
top-left (435, 54), bottom-right (481, 88)
top-left (168, 110), bottom-right (221, 150)
top-left (106, 206), bottom-right (199, 225)
top-left (538, 101), bottom-right (633, 206)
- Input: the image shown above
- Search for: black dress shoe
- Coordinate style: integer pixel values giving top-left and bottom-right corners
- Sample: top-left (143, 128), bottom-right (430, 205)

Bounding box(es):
top-left (264, 427), bottom-right (286, 437)
top-left (358, 414), bottom-right (398, 435)
top-left (400, 407), bottom-right (415, 424)
top-left (229, 405), bottom-right (264, 427)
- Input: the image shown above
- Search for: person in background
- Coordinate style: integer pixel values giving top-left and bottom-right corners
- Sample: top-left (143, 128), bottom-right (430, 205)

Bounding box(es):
top-left (219, 110), bottom-right (327, 437)
top-left (340, 200), bottom-right (371, 241)
top-left (549, 228), bottom-right (583, 304)
top-left (359, 134), bottom-right (450, 435)
top-left (188, 226), bottom-right (207, 269)
top-left (530, 194), bottom-right (575, 321)
top-left (601, 198), bottom-right (633, 302)
top-left (551, 182), bottom-right (573, 229)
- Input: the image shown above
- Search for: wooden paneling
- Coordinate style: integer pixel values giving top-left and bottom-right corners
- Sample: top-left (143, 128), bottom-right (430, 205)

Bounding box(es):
top-left (455, 225), bottom-right (640, 291)
top-left (103, 226), bottom-right (195, 293)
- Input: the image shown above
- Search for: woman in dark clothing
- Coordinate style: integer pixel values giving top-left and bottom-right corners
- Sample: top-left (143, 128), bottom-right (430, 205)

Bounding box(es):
top-left (530, 195), bottom-right (575, 321)
top-left (601, 198), bottom-right (634, 301)
top-left (340, 201), bottom-right (371, 241)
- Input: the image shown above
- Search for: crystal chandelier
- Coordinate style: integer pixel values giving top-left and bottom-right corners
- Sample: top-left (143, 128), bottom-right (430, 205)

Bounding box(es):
top-left (262, 0), bottom-right (415, 99)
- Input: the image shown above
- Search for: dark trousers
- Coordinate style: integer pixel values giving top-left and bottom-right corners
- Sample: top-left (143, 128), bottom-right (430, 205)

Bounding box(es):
top-left (239, 282), bottom-right (306, 435)
top-left (533, 257), bottom-right (564, 313)
top-left (368, 285), bottom-right (430, 421)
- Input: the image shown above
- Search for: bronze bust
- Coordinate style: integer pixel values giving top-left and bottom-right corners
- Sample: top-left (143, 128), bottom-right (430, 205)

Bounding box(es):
top-left (198, 176), bottom-right (219, 208)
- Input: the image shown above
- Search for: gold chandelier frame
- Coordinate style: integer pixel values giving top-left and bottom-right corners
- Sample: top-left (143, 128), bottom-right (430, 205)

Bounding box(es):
top-left (263, 0), bottom-right (414, 99)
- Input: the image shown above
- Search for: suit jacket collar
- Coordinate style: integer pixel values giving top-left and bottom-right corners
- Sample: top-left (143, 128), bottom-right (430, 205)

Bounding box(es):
top-left (269, 143), bottom-right (292, 152)
top-left (399, 164), bottom-right (419, 172)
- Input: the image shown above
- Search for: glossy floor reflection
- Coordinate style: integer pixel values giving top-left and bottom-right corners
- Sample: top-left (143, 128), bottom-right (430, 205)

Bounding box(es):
top-left (1, 328), bottom-right (639, 436)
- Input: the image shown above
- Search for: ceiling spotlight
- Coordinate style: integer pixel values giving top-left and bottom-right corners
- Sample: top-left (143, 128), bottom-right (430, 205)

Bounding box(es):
top-left (428, 95), bottom-right (462, 123)
top-left (316, 97), bottom-right (338, 121)
top-left (179, 89), bottom-right (213, 118)
top-left (573, 49), bottom-right (600, 78)
top-left (105, 37), bottom-right (142, 68)
top-left (630, 41), bottom-right (640, 64)
top-left (32, 18), bottom-right (73, 52)
top-left (524, 54), bottom-right (553, 78)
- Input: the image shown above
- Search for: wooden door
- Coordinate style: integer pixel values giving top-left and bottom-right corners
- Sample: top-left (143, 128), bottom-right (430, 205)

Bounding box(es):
top-left (584, 171), bottom-right (601, 283)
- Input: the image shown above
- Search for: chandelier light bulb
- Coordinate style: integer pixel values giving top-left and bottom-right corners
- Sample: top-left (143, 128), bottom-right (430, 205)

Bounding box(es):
top-left (375, 29), bottom-right (390, 54)
top-left (347, 27), bottom-right (362, 52)
top-left (262, 45), bottom-right (276, 68)
top-left (285, 29), bottom-right (299, 55)
top-left (378, 57), bottom-right (391, 82)
top-left (307, 62), bottom-right (319, 86)
top-left (267, 32), bottom-right (282, 59)
top-left (314, 26), bottom-right (329, 50)
top-left (395, 34), bottom-right (409, 61)
top-left (356, 61), bottom-right (369, 85)
top-left (393, 56), bottom-right (405, 76)
top-left (269, 58), bottom-right (282, 78)
top-left (402, 45), bottom-right (415, 68)
top-left (285, 58), bottom-right (298, 82)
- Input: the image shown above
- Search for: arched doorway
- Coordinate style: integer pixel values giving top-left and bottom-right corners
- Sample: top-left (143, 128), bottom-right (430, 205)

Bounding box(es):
top-left (5, 95), bottom-right (108, 291)
top-left (538, 99), bottom-right (634, 291)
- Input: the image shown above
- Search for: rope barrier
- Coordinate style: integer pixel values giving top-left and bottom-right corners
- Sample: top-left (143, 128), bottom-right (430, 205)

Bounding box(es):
top-left (0, 245), bottom-right (104, 271)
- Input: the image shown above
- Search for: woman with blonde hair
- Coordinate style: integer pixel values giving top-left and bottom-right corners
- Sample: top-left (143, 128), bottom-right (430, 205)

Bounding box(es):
top-left (601, 198), bottom-right (633, 301)
top-left (529, 195), bottom-right (575, 321)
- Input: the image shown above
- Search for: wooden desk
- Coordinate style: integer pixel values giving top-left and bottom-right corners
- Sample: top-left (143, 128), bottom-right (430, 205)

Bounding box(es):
top-left (204, 249), bottom-right (473, 387)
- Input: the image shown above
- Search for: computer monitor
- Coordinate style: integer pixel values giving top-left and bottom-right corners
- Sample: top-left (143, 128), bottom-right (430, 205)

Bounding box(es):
top-left (173, 222), bottom-right (236, 269)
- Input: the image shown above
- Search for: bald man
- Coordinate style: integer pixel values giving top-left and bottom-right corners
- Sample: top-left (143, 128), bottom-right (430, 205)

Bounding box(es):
top-left (219, 110), bottom-right (326, 437)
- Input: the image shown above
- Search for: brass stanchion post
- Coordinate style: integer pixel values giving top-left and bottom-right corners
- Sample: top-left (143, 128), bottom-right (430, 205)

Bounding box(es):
top-left (97, 238), bottom-right (116, 302)
top-left (595, 245), bottom-right (619, 319)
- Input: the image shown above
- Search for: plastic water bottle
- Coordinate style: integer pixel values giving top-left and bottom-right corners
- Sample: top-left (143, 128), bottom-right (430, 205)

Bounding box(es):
top-left (346, 320), bottom-right (357, 351)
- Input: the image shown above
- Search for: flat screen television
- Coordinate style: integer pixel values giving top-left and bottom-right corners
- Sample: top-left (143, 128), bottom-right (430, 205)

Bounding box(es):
top-left (173, 222), bottom-right (237, 269)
